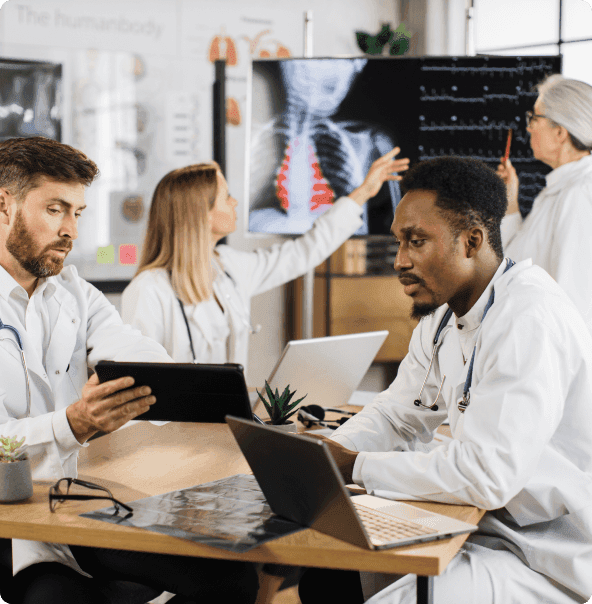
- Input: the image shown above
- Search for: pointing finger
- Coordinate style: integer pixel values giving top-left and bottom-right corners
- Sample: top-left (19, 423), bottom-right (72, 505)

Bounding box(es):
top-left (380, 146), bottom-right (401, 161)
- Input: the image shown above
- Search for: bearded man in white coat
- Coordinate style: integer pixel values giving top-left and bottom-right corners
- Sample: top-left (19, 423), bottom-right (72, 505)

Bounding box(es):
top-left (298, 156), bottom-right (592, 604)
top-left (0, 137), bottom-right (259, 603)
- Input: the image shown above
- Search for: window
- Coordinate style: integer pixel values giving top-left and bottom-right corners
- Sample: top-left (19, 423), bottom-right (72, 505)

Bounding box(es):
top-left (475, 0), bottom-right (592, 85)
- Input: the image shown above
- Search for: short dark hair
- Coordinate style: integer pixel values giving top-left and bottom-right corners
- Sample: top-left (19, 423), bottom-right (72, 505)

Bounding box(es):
top-left (0, 136), bottom-right (99, 202)
top-left (400, 156), bottom-right (507, 261)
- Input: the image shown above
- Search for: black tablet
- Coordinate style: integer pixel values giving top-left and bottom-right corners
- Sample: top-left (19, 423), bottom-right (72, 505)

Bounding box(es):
top-left (95, 361), bottom-right (253, 423)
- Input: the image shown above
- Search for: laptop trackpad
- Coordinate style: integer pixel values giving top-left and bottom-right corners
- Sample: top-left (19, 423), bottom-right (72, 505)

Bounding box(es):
top-left (352, 495), bottom-right (436, 520)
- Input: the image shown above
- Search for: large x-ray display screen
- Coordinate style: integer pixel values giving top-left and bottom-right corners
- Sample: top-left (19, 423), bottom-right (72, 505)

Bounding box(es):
top-left (246, 55), bottom-right (561, 236)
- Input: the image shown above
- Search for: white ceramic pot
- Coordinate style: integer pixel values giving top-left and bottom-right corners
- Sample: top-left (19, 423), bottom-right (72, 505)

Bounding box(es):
top-left (0, 458), bottom-right (33, 502)
top-left (264, 421), bottom-right (297, 433)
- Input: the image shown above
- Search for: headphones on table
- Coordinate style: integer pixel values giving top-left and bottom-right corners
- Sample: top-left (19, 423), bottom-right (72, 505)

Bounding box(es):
top-left (297, 404), bottom-right (357, 430)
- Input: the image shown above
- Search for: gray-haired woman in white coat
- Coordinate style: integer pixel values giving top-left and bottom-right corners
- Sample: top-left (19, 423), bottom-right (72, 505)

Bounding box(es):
top-left (122, 148), bottom-right (409, 370)
top-left (497, 75), bottom-right (592, 327)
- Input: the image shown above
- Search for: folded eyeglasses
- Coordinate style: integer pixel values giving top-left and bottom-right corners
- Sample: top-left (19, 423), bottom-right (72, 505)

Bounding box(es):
top-left (49, 477), bottom-right (133, 516)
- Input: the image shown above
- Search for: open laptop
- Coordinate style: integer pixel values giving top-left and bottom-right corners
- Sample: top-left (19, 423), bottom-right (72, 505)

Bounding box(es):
top-left (226, 416), bottom-right (478, 550)
top-left (258, 331), bottom-right (388, 409)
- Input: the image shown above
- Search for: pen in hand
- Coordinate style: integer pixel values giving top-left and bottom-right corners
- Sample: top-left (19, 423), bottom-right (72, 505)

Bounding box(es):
top-left (502, 129), bottom-right (513, 163)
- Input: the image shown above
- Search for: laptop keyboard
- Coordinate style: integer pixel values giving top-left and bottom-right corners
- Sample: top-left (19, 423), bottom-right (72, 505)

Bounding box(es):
top-left (353, 502), bottom-right (438, 545)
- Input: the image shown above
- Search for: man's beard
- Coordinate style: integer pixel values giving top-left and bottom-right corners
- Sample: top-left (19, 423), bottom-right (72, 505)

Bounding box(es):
top-left (400, 272), bottom-right (440, 320)
top-left (411, 302), bottom-right (439, 321)
top-left (6, 209), bottom-right (71, 278)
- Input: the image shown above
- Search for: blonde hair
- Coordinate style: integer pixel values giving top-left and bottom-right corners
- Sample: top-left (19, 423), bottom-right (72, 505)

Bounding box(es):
top-left (137, 162), bottom-right (220, 305)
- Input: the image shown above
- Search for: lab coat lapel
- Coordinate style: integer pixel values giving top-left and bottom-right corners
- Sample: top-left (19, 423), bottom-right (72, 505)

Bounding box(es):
top-left (45, 287), bottom-right (78, 376)
top-left (189, 304), bottom-right (216, 349)
top-left (214, 279), bottom-right (241, 363)
top-left (17, 325), bottom-right (49, 387)
top-left (439, 325), bottom-right (468, 434)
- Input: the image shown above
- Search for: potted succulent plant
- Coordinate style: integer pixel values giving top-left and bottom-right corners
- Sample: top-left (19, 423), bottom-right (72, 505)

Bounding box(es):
top-left (256, 381), bottom-right (307, 433)
top-left (0, 435), bottom-right (33, 502)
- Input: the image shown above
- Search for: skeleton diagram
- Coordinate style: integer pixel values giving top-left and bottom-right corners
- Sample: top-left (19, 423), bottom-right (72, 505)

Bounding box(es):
top-left (248, 59), bottom-right (400, 235)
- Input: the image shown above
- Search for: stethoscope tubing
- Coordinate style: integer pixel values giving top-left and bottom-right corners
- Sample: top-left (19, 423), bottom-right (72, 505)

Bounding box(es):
top-left (176, 262), bottom-right (260, 364)
top-left (0, 318), bottom-right (32, 418)
top-left (414, 258), bottom-right (515, 414)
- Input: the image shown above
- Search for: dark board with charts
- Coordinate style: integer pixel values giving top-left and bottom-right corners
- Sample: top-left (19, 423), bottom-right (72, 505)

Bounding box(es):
top-left (414, 55), bottom-right (562, 217)
top-left (247, 55), bottom-right (562, 236)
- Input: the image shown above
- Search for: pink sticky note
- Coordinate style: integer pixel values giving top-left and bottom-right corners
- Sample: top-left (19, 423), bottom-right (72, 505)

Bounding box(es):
top-left (119, 244), bottom-right (137, 265)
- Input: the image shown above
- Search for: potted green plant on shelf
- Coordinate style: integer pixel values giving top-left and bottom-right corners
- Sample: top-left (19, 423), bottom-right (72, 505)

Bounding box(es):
top-left (256, 381), bottom-right (307, 433)
top-left (0, 435), bottom-right (33, 502)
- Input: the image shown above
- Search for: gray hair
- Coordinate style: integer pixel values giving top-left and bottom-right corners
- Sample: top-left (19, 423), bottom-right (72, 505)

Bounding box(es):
top-left (536, 75), bottom-right (592, 150)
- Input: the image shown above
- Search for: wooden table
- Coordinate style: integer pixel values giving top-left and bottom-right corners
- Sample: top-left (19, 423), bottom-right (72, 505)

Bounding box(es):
top-left (0, 422), bottom-right (484, 604)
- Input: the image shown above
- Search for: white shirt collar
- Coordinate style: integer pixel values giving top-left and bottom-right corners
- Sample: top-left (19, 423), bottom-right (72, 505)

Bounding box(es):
top-left (0, 265), bottom-right (57, 303)
top-left (0, 265), bottom-right (27, 302)
top-left (454, 258), bottom-right (512, 333)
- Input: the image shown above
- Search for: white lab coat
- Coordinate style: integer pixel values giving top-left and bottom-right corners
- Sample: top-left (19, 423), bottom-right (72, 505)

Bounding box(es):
top-left (331, 259), bottom-right (592, 600)
top-left (121, 196), bottom-right (364, 368)
top-left (501, 153), bottom-right (592, 328)
top-left (0, 265), bottom-right (172, 576)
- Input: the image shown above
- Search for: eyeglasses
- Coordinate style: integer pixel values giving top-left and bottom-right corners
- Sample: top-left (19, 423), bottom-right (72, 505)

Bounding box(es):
top-left (49, 478), bottom-right (133, 516)
top-left (525, 110), bottom-right (547, 127)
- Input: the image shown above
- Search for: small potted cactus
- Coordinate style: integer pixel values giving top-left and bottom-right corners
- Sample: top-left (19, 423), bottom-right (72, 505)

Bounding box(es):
top-left (0, 435), bottom-right (33, 502)
top-left (256, 381), bottom-right (307, 432)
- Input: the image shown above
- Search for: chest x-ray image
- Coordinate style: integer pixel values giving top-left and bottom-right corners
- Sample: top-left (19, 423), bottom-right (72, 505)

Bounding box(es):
top-left (247, 59), bottom-right (401, 235)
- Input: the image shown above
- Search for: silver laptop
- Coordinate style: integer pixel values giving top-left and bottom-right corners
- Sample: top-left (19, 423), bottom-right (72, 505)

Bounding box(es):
top-left (258, 331), bottom-right (388, 409)
top-left (226, 416), bottom-right (478, 550)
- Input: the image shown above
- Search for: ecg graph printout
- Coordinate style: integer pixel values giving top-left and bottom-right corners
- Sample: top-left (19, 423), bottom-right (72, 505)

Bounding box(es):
top-left (417, 56), bottom-right (561, 216)
top-left (247, 55), bottom-right (562, 235)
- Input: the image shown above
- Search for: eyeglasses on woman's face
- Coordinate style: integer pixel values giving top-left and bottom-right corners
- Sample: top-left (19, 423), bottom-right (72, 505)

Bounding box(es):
top-left (525, 110), bottom-right (548, 127)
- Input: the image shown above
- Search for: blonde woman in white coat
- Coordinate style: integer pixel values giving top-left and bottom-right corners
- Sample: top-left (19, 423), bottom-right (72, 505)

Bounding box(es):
top-left (121, 148), bottom-right (409, 369)
top-left (497, 75), bottom-right (592, 326)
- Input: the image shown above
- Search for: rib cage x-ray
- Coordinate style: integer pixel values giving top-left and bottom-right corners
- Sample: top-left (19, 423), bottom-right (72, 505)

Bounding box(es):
top-left (248, 59), bottom-right (400, 235)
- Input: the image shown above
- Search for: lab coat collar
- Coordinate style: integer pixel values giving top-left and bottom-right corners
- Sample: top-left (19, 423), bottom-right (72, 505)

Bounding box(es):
top-left (545, 153), bottom-right (592, 192)
top-left (454, 258), bottom-right (514, 332)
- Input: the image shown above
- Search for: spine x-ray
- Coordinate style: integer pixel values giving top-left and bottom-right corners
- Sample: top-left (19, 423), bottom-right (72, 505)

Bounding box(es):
top-left (248, 59), bottom-right (400, 236)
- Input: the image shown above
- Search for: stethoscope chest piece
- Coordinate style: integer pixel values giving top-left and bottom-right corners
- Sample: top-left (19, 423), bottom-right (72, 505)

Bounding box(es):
top-left (458, 392), bottom-right (470, 413)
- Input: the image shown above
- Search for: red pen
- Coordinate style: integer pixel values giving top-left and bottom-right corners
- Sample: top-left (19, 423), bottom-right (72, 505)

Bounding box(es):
top-left (503, 129), bottom-right (513, 163)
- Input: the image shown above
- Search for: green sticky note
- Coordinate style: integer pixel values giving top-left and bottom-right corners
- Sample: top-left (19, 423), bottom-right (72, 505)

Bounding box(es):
top-left (96, 245), bottom-right (115, 264)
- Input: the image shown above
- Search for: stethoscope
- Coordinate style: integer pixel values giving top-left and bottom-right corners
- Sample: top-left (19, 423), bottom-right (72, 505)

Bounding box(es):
top-left (176, 262), bottom-right (261, 364)
top-left (0, 318), bottom-right (31, 418)
top-left (414, 259), bottom-right (515, 415)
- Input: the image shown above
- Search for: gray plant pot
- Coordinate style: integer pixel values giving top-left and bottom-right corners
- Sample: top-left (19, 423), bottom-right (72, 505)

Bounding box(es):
top-left (265, 421), bottom-right (297, 433)
top-left (0, 458), bottom-right (33, 502)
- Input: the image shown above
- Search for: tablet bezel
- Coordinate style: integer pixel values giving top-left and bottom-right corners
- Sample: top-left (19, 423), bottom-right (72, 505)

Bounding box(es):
top-left (95, 361), bottom-right (253, 423)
